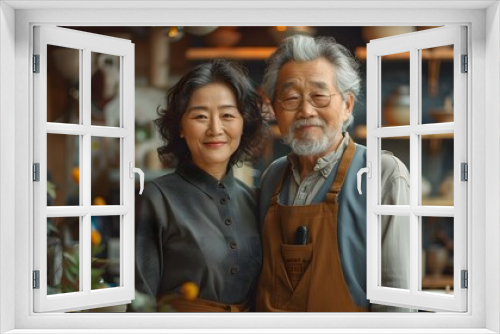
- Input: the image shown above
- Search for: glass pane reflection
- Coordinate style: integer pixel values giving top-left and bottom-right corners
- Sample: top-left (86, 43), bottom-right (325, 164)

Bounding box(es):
top-left (380, 137), bottom-right (410, 205)
top-left (381, 52), bottom-right (410, 127)
top-left (422, 45), bottom-right (454, 124)
top-left (47, 45), bottom-right (80, 124)
top-left (91, 216), bottom-right (121, 290)
top-left (47, 216), bottom-right (80, 295)
top-left (47, 134), bottom-right (80, 206)
top-left (380, 215), bottom-right (410, 290)
top-left (421, 134), bottom-right (454, 206)
top-left (91, 52), bottom-right (121, 127)
top-left (91, 137), bottom-right (121, 206)
top-left (421, 216), bottom-right (454, 295)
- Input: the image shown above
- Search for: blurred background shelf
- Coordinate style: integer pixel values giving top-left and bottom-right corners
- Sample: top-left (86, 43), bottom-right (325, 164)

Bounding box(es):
top-left (422, 197), bottom-right (453, 206)
top-left (355, 46), bottom-right (454, 60)
top-left (354, 125), bottom-right (454, 140)
top-left (422, 274), bottom-right (453, 289)
top-left (186, 47), bottom-right (276, 60)
top-left (187, 44), bottom-right (454, 61)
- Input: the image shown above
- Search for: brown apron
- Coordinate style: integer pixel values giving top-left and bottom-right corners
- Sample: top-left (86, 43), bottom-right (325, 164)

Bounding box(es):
top-left (157, 293), bottom-right (249, 312)
top-left (256, 139), bottom-right (367, 312)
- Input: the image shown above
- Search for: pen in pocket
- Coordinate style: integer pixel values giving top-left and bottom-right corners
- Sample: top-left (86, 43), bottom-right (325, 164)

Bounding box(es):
top-left (294, 226), bottom-right (309, 245)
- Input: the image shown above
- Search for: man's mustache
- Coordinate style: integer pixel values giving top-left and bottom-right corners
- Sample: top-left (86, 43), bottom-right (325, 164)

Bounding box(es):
top-left (291, 118), bottom-right (326, 130)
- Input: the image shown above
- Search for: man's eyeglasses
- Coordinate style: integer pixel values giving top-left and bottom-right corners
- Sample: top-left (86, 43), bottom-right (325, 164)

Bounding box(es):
top-left (277, 93), bottom-right (338, 111)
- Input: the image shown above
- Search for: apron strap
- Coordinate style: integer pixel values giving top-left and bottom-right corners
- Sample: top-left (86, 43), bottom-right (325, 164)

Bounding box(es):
top-left (269, 163), bottom-right (289, 206)
top-left (325, 139), bottom-right (357, 204)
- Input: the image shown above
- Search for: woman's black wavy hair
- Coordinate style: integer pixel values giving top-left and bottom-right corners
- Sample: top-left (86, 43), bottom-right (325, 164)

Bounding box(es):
top-left (155, 59), bottom-right (266, 167)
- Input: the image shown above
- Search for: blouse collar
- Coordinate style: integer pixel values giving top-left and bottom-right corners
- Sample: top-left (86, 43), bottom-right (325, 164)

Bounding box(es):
top-left (176, 159), bottom-right (236, 199)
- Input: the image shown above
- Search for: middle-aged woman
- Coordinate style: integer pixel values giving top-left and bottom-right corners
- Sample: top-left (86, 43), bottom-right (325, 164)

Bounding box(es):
top-left (134, 59), bottom-right (265, 312)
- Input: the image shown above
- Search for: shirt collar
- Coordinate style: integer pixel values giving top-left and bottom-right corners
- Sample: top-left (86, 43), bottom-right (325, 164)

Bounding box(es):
top-left (176, 159), bottom-right (236, 199)
top-left (287, 132), bottom-right (351, 178)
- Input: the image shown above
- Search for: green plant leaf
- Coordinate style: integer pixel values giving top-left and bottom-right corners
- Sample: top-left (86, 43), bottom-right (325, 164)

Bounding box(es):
top-left (91, 245), bottom-right (105, 255)
top-left (63, 252), bottom-right (79, 266)
top-left (64, 271), bottom-right (77, 284)
top-left (67, 265), bottom-right (79, 276)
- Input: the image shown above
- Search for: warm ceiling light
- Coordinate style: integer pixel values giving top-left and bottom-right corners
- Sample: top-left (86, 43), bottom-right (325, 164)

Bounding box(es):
top-left (165, 26), bottom-right (184, 42)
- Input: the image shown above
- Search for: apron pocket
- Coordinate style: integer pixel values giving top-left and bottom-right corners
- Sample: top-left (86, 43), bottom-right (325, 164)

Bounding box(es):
top-left (273, 244), bottom-right (313, 311)
top-left (281, 244), bottom-right (313, 289)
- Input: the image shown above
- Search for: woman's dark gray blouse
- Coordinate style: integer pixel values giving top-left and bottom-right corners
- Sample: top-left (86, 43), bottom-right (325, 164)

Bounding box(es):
top-left (135, 159), bottom-right (262, 305)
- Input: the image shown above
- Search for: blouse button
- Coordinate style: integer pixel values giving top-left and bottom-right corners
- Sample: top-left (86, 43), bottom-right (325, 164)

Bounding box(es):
top-left (230, 266), bottom-right (239, 274)
top-left (220, 198), bottom-right (227, 205)
top-left (225, 218), bottom-right (232, 226)
top-left (229, 242), bottom-right (237, 250)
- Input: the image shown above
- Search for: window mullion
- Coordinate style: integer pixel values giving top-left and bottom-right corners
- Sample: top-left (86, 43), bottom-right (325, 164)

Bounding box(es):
top-left (81, 214), bottom-right (91, 293)
top-left (409, 47), bottom-right (420, 295)
top-left (81, 47), bottom-right (92, 294)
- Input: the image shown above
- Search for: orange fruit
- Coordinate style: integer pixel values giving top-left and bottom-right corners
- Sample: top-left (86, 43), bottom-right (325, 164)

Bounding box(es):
top-left (90, 230), bottom-right (102, 245)
top-left (180, 281), bottom-right (199, 301)
top-left (71, 167), bottom-right (79, 184)
top-left (93, 196), bottom-right (106, 206)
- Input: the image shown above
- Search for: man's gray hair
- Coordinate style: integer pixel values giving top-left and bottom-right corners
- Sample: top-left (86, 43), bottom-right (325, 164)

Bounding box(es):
top-left (262, 35), bottom-right (361, 130)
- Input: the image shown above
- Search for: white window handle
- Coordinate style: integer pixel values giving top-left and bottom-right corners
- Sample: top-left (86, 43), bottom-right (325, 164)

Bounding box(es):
top-left (129, 161), bottom-right (144, 195)
top-left (357, 162), bottom-right (371, 195)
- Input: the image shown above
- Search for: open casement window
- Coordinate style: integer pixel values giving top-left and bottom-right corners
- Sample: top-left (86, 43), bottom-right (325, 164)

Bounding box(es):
top-left (33, 26), bottom-right (138, 312)
top-left (365, 26), bottom-right (467, 312)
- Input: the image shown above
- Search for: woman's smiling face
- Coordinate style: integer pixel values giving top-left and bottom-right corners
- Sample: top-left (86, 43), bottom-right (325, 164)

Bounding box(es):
top-left (180, 82), bottom-right (244, 174)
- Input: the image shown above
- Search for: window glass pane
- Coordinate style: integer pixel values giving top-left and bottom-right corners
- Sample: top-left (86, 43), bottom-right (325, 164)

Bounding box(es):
top-left (91, 52), bottom-right (121, 127)
top-left (381, 52), bottom-right (410, 127)
top-left (91, 137), bottom-right (121, 206)
top-left (380, 137), bottom-right (410, 204)
top-left (47, 216), bottom-right (80, 295)
top-left (91, 215), bottom-right (121, 290)
top-left (380, 215), bottom-right (410, 290)
top-left (47, 134), bottom-right (80, 206)
top-left (421, 45), bottom-right (454, 124)
top-left (421, 134), bottom-right (454, 206)
top-left (422, 216), bottom-right (454, 295)
top-left (47, 45), bottom-right (80, 124)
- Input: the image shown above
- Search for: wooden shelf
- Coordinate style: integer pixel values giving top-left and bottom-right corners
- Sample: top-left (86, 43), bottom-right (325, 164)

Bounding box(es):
top-left (186, 47), bottom-right (277, 60)
top-left (422, 197), bottom-right (453, 206)
top-left (422, 275), bottom-right (453, 289)
top-left (186, 45), bottom-right (454, 61)
top-left (354, 125), bottom-right (453, 140)
top-left (355, 46), bottom-right (454, 60)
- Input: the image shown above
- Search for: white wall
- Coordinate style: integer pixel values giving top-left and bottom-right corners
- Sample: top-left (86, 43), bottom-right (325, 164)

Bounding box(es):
top-left (0, 2), bottom-right (16, 333)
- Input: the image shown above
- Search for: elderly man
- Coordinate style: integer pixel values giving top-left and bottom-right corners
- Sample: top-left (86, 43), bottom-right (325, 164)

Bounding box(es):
top-left (256, 35), bottom-right (410, 312)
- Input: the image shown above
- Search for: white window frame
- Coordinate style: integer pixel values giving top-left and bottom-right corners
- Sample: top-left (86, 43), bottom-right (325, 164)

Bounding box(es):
top-left (366, 26), bottom-right (468, 312)
top-left (33, 25), bottom-right (136, 313)
top-left (1, 1), bottom-right (499, 333)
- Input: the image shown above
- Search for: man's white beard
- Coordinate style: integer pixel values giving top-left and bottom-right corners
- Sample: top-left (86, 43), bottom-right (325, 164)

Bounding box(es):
top-left (283, 118), bottom-right (338, 156)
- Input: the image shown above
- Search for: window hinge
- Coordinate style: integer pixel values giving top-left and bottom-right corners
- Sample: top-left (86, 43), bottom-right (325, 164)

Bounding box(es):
top-left (33, 270), bottom-right (40, 289)
top-left (33, 54), bottom-right (40, 73)
top-left (461, 270), bottom-right (468, 289)
top-left (33, 163), bottom-right (40, 182)
top-left (461, 54), bottom-right (468, 73)
top-left (461, 162), bottom-right (468, 181)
